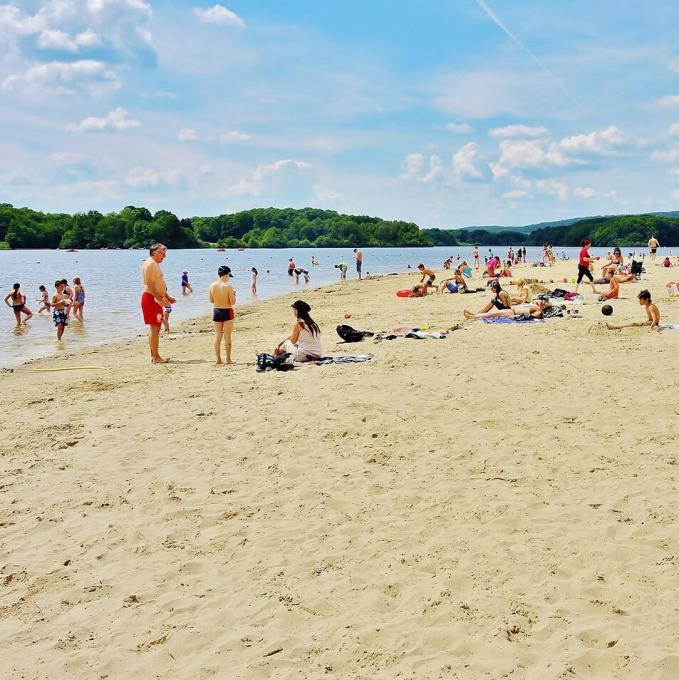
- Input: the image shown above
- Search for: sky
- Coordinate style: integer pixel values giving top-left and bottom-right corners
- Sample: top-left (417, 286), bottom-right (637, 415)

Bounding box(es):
top-left (2, 0), bottom-right (679, 228)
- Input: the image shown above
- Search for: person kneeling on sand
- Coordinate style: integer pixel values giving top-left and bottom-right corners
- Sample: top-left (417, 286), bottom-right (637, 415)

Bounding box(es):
top-left (606, 289), bottom-right (660, 332)
top-left (209, 266), bottom-right (236, 364)
top-left (273, 300), bottom-right (323, 362)
top-left (417, 263), bottom-right (436, 290)
top-left (465, 299), bottom-right (551, 320)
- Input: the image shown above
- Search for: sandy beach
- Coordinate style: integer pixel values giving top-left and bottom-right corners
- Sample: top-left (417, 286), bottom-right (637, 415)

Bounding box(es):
top-left (1, 259), bottom-right (679, 679)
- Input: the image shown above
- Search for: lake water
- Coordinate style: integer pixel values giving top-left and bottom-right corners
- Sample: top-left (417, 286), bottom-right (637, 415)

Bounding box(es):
top-left (0, 245), bottom-right (663, 368)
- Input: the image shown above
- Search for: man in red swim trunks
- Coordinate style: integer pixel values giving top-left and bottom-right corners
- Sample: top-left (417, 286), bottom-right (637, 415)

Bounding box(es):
top-left (141, 243), bottom-right (176, 363)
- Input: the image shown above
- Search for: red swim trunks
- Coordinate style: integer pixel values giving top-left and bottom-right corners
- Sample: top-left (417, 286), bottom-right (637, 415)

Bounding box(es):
top-left (141, 292), bottom-right (163, 326)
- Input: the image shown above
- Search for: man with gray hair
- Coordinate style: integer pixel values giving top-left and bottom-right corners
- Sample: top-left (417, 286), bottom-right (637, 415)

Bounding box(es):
top-left (141, 243), bottom-right (176, 363)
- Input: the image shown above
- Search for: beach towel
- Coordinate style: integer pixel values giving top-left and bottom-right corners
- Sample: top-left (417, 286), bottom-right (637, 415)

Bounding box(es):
top-left (294, 354), bottom-right (373, 366)
top-left (481, 316), bottom-right (545, 324)
top-left (660, 323), bottom-right (679, 330)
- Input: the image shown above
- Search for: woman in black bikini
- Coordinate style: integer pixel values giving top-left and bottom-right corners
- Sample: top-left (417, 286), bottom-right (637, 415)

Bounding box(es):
top-left (463, 279), bottom-right (511, 319)
top-left (4, 283), bottom-right (33, 326)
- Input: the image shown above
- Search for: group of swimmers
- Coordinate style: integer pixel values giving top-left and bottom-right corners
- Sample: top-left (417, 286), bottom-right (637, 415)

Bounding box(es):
top-left (4, 278), bottom-right (86, 337)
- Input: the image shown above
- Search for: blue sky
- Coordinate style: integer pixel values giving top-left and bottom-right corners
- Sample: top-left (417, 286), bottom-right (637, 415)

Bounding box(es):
top-left (2, 0), bottom-right (679, 227)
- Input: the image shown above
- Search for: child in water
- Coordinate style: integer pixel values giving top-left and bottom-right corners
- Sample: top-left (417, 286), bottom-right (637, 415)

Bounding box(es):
top-left (37, 285), bottom-right (50, 314)
top-left (51, 280), bottom-right (70, 340)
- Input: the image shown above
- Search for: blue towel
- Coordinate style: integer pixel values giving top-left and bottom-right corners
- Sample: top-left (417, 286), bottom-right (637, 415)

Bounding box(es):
top-left (481, 316), bottom-right (544, 324)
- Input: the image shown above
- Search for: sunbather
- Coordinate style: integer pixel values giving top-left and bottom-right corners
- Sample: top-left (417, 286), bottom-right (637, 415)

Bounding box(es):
top-left (464, 279), bottom-right (512, 317)
top-left (464, 299), bottom-right (551, 320)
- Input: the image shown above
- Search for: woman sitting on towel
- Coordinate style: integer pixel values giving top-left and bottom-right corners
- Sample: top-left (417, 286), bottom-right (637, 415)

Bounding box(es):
top-left (273, 299), bottom-right (323, 361)
top-left (464, 279), bottom-right (512, 315)
top-left (464, 299), bottom-right (551, 320)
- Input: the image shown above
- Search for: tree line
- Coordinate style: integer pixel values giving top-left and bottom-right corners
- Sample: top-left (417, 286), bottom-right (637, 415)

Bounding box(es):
top-left (1, 203), bottom-right (679, 249)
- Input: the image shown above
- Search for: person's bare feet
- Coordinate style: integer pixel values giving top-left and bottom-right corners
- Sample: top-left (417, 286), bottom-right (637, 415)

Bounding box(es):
top-left (226, 360), bottom-right (234, 365)
top-left (151, 356), bottom-right (170, 364)
top-left (463, 310), bottom-right (475, 319)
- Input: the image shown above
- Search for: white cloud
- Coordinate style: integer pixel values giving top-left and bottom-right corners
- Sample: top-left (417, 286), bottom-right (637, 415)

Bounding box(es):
top-left (489, 124), bottom-right (550, 139)
top-left (652, 147), bottom-right (679, 163)
top-left (2, 59), bottom-right (119, 94)
top-left (668, 124), bottom-right (679, 137)
top-left (490, 139), bottom-right (569, 179)
top-left (559, 125), bottom-right (625, 154)
top-left (0, 0), bottom-right (156, 90)
top-left (75, 29), bottom-right (102, 48)
top-left (193, 4), bottom-right (245, 27)
top-left (234, 159), bottom-right (315, 199)
top-left (177, 128), bottom-right (198, 141)
top-left (37, 29), bottom-right (79, 52)
top-left (669, 57), bottom-right (679, 74)
top-left (401, 154), bottom-right (425, 180)
top-left (452, 142), bottom-right (484, 180)
top-left (422, 154), bottom-right (444, 183)
top-left (220, 130), bottom-right (251, 143)
top-left (672, 189), bottom-right (679, 200)
top-left (126, 166), bottom-right (179, 188)
top-left (68, 107), bottom-right (139, 132)
top-left (314, 186), bottom-right (344, 202)
top-left (446, 122), bottom-right (472, 134)
top-left (647, 94), bottom-right (679, 110)
top-left (502, 189), bottom-right (532, 200)
top-left (87, 0), bottom-right (151, 18)
top-left (574, 186), bottom-right (595, 199)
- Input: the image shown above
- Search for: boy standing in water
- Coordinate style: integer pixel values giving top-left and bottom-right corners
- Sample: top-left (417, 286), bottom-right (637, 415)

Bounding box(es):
top-left (209, 266), bottom-right (236, 365)
top-left (51, 280), bottom-right (70, 340)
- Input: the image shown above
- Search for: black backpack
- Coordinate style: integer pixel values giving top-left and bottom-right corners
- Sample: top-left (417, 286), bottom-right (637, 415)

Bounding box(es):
top-left (256, 353), bottom-right (295, 371)
top-left (336, 324), bottom-right (373, 343)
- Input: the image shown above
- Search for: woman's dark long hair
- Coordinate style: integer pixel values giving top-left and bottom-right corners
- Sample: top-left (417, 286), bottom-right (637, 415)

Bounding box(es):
top-left (291, 300), bottom-right (320, 336)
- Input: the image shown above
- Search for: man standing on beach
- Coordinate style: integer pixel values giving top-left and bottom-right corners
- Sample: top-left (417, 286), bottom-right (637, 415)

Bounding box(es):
top-left (353, 248), bottom-right (363, 280)
top-left (648, 235), bottom-right (660, 262)
top-left (141, 243), bottom-right (176, 364)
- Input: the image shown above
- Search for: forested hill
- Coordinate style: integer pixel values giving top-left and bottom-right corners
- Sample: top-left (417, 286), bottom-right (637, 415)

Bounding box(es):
top-left (0, 204), bottom-right (429, 249)
top-left (1, 203), bottom-right (679, 249)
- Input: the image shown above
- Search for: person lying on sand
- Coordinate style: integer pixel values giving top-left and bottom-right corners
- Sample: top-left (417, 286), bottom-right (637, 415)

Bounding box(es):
top-left (464, 299), bottom-right (551, 320)
top-left (606, 290), bottom-right (660, 332)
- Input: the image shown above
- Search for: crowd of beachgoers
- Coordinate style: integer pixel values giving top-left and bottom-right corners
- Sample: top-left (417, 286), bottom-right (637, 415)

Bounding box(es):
top-left (6, 236), bottom-right (678, 367)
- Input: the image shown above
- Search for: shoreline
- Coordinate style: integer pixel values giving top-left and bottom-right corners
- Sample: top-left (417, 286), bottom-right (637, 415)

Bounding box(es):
top-left (2, 261), bottom-right (678, 678)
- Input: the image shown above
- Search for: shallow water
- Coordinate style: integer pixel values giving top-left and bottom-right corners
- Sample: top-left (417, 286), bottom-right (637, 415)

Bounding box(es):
top-left (0, 245), bottom-right (660, 367)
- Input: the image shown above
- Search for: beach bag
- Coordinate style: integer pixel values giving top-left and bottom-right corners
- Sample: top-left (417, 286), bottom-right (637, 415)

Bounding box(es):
top-left (256, 353), bottom-right (295, 372)
top-left (336, 325), bottom-right (373, 343)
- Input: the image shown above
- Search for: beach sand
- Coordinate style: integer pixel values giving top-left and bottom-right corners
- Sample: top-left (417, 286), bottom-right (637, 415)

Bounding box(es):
top-left (1, 260), bottom-right (679, 679)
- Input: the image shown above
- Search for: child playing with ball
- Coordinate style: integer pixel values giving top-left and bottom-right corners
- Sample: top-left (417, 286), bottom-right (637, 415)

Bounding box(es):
top-left (606, 290), bottom-right (660, 332)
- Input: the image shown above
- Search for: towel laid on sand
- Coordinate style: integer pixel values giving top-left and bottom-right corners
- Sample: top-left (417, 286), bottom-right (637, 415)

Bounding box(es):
top-left (295, 354), bottom-right (373, 366)
top-left (481, 316), bottom-right (545, 324)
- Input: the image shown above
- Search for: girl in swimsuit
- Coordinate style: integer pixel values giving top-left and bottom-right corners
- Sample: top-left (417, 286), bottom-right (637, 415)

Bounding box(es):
top-left (37, 285), bottom-right (51, 314)
top-left (463, 279), bottom-right (511, 319)
top-left (4, 283), bottom-right (33, 326)
top-left (72, 277), bottom-right (86, 321)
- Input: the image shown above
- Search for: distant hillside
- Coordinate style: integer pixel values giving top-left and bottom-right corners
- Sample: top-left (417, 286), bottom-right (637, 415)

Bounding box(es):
top-left (455, 211), bottom-right (679, 236)
top-left (451, 213), bottom-right (679, 247)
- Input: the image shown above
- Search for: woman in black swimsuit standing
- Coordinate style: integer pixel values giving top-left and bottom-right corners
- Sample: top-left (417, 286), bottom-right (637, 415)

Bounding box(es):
top-left (4, 282), bottom-right (33, 326)
top-left (463, 279), bottom-right (511, 319)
